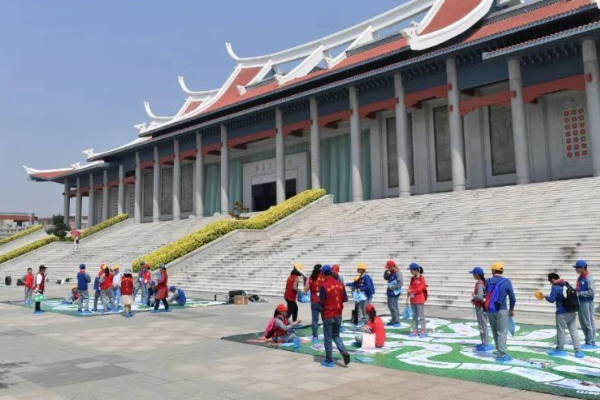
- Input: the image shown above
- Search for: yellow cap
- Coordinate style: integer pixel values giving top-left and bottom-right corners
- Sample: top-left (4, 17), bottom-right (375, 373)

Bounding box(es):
top-left (357, 263), bottom-right (367, 271)
top-left (113, 265), bottom-right (120, 270)
top-left (491, 262), bottom-right (504, 272)
top-left (72, 285), bottom-right (77, 289)
top-left (294, 263), bottom-right (303, 271)
top-left (103, 265), bottom-right (109, 270)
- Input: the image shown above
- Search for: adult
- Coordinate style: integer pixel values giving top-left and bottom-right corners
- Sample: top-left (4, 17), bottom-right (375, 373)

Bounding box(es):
top-left (542, 273), bottom-right (584, 358)
top-left (133, 261), bottom-right (150, 304)
top-left (76, 263), bottom-right (91, 314)
top-left (167, 286), bottom-right (187, 306)
top-left (346, 263), bottom-right (375, 323)
top-left (99, 265), bottom-right (115, 314)
top-left (306, 264), bottom-right (325, 343)
top-left (112, 265), bottom-right (122, 309)
top-left (152, 264), bottom-right (170, 313)
top-left (383, 260), bottom-right (403, 327)
top-left (319, 265), bottom-right (350, 368)
top-left (32, 265), bottom-right (47, 315)
top-left (470, 266), bottom-right (492, 352)
top-left (332, 265), bottom-right (344, 285)
top-left (269, 303), bottom-right (301, 347)
top-left (407, 263), bottom-right (428, 337)
top-left (355, 304), bottom-right (386, 348)
top-left (23, 267), bottom-right (34, 304)
top-left (283, 263), bottom-right (305, 322)
top-left (485, 262), bottom-right (516, 362)
top-left (121, 270), bottom-right (134, 317)
top-left (574, 260), bottom-right (597, 349)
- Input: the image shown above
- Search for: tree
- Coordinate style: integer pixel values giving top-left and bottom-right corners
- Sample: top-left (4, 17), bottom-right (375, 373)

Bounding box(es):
top-left (46, 214), bottom-right (70, 239)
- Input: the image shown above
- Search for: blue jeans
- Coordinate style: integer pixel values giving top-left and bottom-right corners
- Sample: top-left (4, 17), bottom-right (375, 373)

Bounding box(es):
top-left (311, 303), bottom-right (321, 338)
top-left (323, 316), bottom-right (347, 363)
top-left (113, 288), bottom-right (121, 307)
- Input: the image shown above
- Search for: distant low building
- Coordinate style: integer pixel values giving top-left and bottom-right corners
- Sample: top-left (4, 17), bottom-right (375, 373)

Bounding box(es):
top-left (0, 212), bottom-right (38, 238)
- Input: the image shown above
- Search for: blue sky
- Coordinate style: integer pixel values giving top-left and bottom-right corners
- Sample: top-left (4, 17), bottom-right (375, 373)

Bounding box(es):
top-left (0, 0), bottom-right (404, 217)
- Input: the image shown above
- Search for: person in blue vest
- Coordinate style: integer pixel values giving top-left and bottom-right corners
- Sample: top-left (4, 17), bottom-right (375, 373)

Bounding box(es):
top-left (574, 260), bottom-right (597, 349)
top-left (383, 260), bottom-right (403, 327)
top-left (346, 263), bottom-right (375, 323)
top-left (486, 262), bottom-right (516, 363)
top-left (76, 264), bottom-right (91, 314)
top-left (167, 286), bottom-right (187, 306)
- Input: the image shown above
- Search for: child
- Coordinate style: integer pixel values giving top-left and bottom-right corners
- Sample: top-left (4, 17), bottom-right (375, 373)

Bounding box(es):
top-left (62, 285), bottom-right (79, 304)
top-left (23, 268), bottom-right (34, 304)
top-left (574, 260), bottom-right (597, 349)
top-left (266, 304), bottom-right (301, 348)
top-left (121, 270), bottom-right (134, 317)
top-left (407, 263), bottom-right (427, 338)
top-left (470, 267), bottom-right (493, 352)
top-left (355, 304), bottom-right (386, 348)
top-left (541, 273), bottom-right (584, 358)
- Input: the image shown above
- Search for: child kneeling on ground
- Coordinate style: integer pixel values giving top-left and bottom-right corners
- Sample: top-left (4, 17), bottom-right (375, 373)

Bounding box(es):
top-left (354, 304), bottom-right (386, 348)
top-left (265, 304), bottom-right (301, 349)
top-left (121, 271), bottom-right (134, 317)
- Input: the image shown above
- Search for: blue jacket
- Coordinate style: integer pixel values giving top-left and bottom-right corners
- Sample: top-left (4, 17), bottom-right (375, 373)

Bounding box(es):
top-left (77, 271), bottom-right (91, 291)
top-left (486, 275), bottom-right (516, 311)
top-left (577, 273), bottom-right (595, 303)
top-left (93, 276), bottom-right (100, 291)
top-left (545, 281), bottom-right (569, 314)
top-left (346, 273), bottom-right (375, 299)
top-left (175, 288), bottom-right (187, 305)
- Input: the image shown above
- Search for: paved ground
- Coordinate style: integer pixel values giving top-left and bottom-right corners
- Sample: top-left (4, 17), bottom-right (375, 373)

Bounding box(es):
top-left (0, 284), bottom-right (570, 400)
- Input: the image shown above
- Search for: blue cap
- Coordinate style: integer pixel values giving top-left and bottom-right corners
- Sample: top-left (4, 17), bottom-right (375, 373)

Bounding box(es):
top-left (408, 263), bottom-right (420, 270)
top-left (150, 280), bottom-right (155, 285)
top-left (574, 260), bottom-right (588, 269)
top-left (79, 264), bottom-right (86, 269)
top-left (160, 264), bottom-right (167, 269)
top-left (169, 286), bottom-right (176, 291)
top-left (469, 267), bottom-right (484, 275)
top-left (321, 265), bottom-right (333, 274)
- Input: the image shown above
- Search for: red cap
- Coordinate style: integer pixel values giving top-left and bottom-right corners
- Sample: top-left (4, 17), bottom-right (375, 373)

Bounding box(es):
top-left (365, 304), bottom-right (375, 313)
top-left (386, 260), bottom-right (396, 269)
top-left (276, 304), bottom-right (288, 313)
top-left (332, 265), bottom-right (340, 273)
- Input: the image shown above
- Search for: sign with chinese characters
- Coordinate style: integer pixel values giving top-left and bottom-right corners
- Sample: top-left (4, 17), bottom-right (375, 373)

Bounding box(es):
top-left (562, 102), bottom-right (589, 160)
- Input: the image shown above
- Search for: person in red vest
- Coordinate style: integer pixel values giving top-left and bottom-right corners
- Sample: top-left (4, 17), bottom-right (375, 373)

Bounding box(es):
top-left (32, 265), bottom-right (47, 315)
top-left (407, 263), bottom-right (428, 338)
top-left (121, 270), bottom-right (134, 318)
top-left (319, 265), bottom-right (350, 368)
top-left (99, 265), bottom-right (115, 314)
top-left (23, 267), bottom-right (34, 305)
top-left (355, 304), bottom-right (386, 348)
top-left (306, 264), bottom-right (325, 343)
top-left (283, 263), bottom-right (306, 322)
top-left (268, 303), bottom-right (301, 348)
top-left (152, 264), bottom-right (170, 313)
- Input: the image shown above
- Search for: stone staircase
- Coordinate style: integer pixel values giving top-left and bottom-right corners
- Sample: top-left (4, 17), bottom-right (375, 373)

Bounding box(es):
top-left (0, 216), bottom-right (224, 282)
top-left (0, 229), bottom-right (50, 257)
top-left (169, 177), bottom-right (600, 316)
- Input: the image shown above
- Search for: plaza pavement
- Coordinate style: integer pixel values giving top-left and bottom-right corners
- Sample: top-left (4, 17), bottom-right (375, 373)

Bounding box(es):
top-left (0, 284), bottom-right (569, 400)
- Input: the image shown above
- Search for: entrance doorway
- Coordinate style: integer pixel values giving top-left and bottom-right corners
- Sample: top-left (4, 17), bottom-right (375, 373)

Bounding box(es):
top-left (252, 179), bottom-right (297, 212)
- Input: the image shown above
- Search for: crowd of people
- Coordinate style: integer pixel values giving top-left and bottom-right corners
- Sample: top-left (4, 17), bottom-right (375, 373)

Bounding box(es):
top-left (23, 260), bottom-right (186, 317)
top-left (267, 259), bottom-right (597, 367)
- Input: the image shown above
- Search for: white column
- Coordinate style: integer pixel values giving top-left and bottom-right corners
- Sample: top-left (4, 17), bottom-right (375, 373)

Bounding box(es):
top-left (220, 125), bottom-right (229, 213)
top-left (88, 173), bottom-right (95, 227)
top-left (349, 86), bottom-right (363, 202)
top-left (309, 97), bottom-right (321, 189)
top-left (275, 108), bottom-right (286, 204)
top-left (394, 72), bottom-right (411, 197)
top-left (75, 177), bottom-right (82, 229)
top-left (446, 58), bottom-right (466, 191)
top-left (102, 170), bottom-right (109, 221)
top-left (117, 164), bottom-right (125, 215)
top-left (153, 146), bottom-right (160, 222)
top-left (63, 179), bottom-right (70, 226)
top-left (508, 58), bottom-right (531, 184)
top-left (583, 39), bottom-right (600, 177)
top-left (134, 151), bottom-right (142, 224)
top-left (173, 139), bottom-right (181, 220)
top-left (195, 132), bottom-right (204, 217)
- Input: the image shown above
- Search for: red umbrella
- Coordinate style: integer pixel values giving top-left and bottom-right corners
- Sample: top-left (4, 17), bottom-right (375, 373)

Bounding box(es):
top-left (70, 230), bottom-right (82, 237)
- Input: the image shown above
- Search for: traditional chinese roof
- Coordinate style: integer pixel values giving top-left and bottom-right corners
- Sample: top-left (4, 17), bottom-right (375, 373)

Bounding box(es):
top-left (23, 160), bottom-right (105, 182)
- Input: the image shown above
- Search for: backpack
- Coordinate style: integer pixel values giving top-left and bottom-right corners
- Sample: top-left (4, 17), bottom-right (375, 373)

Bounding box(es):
top-left (562, 282), bottom-right (579, 313)
top-left (264, 318), bottom-right (276, 339)
top-left (484, 278), bottom-right (507, 314)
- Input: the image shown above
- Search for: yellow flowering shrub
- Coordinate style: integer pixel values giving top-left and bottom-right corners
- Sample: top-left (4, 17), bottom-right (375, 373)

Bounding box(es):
top-left (0, 236), bottom-right (59, 265)
top-left (65, 214), bottom-right (129, 242)
top-left (133, 189), bottom-right (326, 271)
top-left (0, 225), bottom-right (43, 247)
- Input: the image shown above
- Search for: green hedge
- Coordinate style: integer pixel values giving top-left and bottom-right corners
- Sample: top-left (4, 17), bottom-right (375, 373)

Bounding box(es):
top-left (65, 214), bottom-right (129, 241)
top-left (0, 236), bottom-right (59, 265)
top-left (132, 189), bottom-right (326, 271)
top-left (0, 225), bottom-right (43, 247)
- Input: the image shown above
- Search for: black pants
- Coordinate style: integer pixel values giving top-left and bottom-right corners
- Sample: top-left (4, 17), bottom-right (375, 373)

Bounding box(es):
top-left (286, 299), bottom-right (298, 322)
top-left (35, 301), bottom-right (41, 312)
top-left (154, 298), bottom-right (168, 311)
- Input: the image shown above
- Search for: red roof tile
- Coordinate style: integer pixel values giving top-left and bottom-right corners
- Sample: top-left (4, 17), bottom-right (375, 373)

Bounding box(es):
top-left (31, 170), bottom-right (70, 179)
top-left (202, 67), bottom-right (262, 114)
top-left (183, 100), bottom-right (202, 115)
top-left (420, 0), bottom-right (484, 35)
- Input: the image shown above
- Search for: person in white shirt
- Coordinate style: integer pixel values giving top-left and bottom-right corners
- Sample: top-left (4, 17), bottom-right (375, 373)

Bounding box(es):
top-left (112, 265), bottom-right (123, 309)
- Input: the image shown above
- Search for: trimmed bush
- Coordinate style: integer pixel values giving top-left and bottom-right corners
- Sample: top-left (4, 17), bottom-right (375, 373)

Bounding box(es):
top-left (65, 214), bottom-right (129, 242)
top-left (132, 189), bottom-right (326, 271)
top-left (0, 236), bottom-right (59, 265)
top-left (0, 225), bottom-right (43, 247)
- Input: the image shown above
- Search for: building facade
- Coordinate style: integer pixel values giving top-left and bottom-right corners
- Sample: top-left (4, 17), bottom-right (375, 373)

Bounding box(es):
top-left (25, 0), bottom-right (600, 228)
